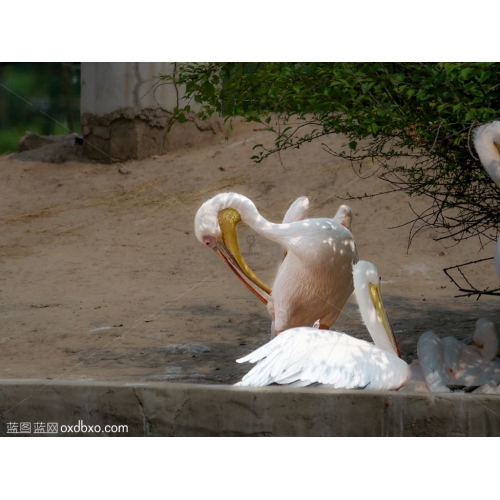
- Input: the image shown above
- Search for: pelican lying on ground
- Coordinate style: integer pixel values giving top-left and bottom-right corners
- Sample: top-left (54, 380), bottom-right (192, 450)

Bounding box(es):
top-left (417, 318), bottom-right (500, 393)
top-left (195, 192), bottom-right (358, 336)
top-left (235, 261), bottom-right (407, 390)
top-left (474, 121), bottom-right (500, 278)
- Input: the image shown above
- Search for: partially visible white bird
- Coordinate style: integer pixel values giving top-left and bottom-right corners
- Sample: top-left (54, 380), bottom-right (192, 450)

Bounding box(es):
top-left (195, 192), bottom-right (358, 336)
top-left (463, 317), bottom-right (499, 362)
top-left (415, 318), bottom-right (500, 393)
top-left (448, 318), bottom-right (500, 389)
top-left (414, 331), bottom-right (455, 393)
top-left (235, 261), bottom-right (407, 390)
top-left (473, 121), bottom-right (500, 278)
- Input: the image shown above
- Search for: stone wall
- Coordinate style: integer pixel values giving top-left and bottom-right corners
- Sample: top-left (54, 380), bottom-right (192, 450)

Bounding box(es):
top-left (81, 63), bottom-right (221, 162)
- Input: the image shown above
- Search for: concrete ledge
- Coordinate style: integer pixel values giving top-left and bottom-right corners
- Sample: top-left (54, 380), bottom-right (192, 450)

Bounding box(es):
top-left (1, 380), bottom-right (499, 436)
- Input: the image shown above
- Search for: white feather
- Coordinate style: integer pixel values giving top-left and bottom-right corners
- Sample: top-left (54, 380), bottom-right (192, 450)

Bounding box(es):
top-left (282, 196), bottom-right (310, 225)
top-left (236, 327), bottom-right (408, 390)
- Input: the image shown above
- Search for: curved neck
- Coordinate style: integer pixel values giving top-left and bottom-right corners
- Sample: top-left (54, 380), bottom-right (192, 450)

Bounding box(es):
top-left (354, 276), bottom-right (399, 357)
top-left (225, 194), bottom-right (292, 245)
top-left (473, 321), bottom-right (499, 361)
top-left (360, 298), bottom-right (398, 356)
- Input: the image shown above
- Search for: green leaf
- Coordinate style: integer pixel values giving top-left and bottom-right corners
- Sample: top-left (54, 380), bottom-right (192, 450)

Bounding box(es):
top-left (460, 67), bottom-right (473, 80)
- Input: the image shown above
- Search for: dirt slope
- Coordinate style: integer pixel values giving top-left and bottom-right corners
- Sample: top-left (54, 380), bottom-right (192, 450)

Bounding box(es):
top-left (1, 122), bottom-right (499, 384)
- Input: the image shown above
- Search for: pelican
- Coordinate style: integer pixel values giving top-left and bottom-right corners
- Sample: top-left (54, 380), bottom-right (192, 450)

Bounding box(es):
top-left (195, 192), bottom-right (358, 336)
top-left (235, 261), bottom-right (407, 390)
top-left (415, 318), bottom-right (500, 393)
top-left (462, 317), bottom-right (499, 362)
top-left (473, 121), bottom-right (500, 278)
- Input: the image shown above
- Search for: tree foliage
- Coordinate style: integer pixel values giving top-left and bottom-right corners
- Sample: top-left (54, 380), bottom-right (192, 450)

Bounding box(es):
top-left (160, 63), bottom-right (500, 254)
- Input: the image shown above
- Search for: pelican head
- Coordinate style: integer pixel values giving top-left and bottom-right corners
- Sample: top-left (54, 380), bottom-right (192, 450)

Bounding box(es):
top-left (194, 192), bottom-right (271, 303)
top-left (470, 317), bottom-right (499, 361)
top-left (353, 261), bottom-right (401, 358)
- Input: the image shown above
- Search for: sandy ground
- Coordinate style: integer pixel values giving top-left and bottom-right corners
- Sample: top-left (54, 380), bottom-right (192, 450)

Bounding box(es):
top-left (1, 121), bottom-right (499, 385)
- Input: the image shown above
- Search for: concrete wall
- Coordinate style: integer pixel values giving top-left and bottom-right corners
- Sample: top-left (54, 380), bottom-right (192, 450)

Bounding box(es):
top-left (81, 63), bottom-right (221, 162)
top-left (1, 380), bottom-right (499, 436)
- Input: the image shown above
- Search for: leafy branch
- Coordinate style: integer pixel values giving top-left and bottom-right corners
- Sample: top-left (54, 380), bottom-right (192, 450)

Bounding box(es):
top-left (159, 63), bottom-right (500, 296)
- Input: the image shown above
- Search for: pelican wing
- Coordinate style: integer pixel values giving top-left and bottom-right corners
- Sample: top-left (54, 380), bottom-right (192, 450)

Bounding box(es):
top-left (280, 197), bottom-right (310, 261)
top-left (417, 331), bottom-right (452, 392)
top-left (332, 204), bottom-right (353, 231)
top-left (282, 196), bottom-right (310, 224)
top-left (236, 327), bottom-right (409, 390)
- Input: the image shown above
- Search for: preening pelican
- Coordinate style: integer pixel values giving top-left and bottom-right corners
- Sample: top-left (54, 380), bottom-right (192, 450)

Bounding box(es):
top-left (473, 121), bottom-right (500, 278)
top-left (195, 192), bottom-right (359, 336)
top-left (235, 261), bottom-right (407, 390)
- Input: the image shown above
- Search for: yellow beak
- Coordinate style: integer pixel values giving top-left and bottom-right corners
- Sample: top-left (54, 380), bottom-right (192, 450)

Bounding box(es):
top-left (215, 208), bottom-right (272, 304)
top-left (369, 282), bottom-right (401, 358)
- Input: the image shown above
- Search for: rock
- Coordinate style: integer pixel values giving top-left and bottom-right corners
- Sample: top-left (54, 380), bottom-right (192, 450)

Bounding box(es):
top-left (18, 132), bottom-right (53, 152)
top-left (92, 126), bottom-right (110, 139)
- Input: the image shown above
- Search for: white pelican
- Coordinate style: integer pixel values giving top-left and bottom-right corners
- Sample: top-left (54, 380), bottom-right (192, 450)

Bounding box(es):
top-left (415, 318), bottom-right (500, 393)
top-left (195, 192), bottom-right (359, 336)
top-left (462, 317), bottom-right (499, 362)
top-left (414, 332), bottom-right (455, 392)
top-left (473, 121), bottom-right (500, 278)
top-left (235, 261), bottom-right (407, 390)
